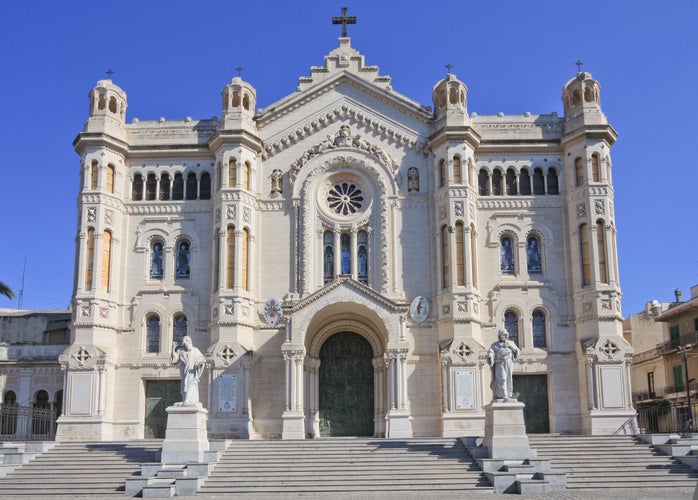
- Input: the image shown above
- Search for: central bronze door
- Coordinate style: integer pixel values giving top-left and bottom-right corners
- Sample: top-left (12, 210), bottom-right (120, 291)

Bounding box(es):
top-left (513, 374), bottom-right (550, 433)
top-left (144, 380), bottom-right (181, 438)
top-left (319, 332), bottom-right (374, 437)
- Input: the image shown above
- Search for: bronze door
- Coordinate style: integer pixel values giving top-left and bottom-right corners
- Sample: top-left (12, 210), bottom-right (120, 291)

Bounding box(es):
top-left (319, 332), bottom-right (374, 437)
top-left (513, 374), bottom-right (550, 433)
top-left (144, 380), bottom-right (180, 438)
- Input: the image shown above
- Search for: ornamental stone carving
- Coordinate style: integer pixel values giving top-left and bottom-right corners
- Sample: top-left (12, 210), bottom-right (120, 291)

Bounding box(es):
top-left (289, 125), bottom-right (396, 183)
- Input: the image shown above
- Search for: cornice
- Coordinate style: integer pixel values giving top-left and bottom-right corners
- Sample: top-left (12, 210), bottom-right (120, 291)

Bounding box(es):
top-left (126, 201), bottom-right (213, 215)
top-left (478, 198), bottom-right (563, 210)
top-left (257, 73), bottom-right (432, 129)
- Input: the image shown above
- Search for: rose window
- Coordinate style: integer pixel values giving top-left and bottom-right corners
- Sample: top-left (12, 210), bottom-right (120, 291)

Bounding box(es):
top-left (327, 182), bottom-right (364, 215)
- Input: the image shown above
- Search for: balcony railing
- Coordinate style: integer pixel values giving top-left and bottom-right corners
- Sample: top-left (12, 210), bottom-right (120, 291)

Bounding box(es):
top-left (657, 331), bottom-right (698, 354)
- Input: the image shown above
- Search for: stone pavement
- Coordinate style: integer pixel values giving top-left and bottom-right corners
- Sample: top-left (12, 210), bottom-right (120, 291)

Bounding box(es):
top-left (0, 487), bottom-right (694, 500)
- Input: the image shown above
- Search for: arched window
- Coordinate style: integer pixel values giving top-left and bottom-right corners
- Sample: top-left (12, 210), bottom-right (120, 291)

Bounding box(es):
top-left (242, 93), bottom-right (250, 110)
top-left (478, 169), bottom-right (489, 195)
top-left (340, 233), bottom-right (351, 274)
top-left (453, 156), bottom-right (462, 184)
top-left (242, 228), bottom-right (250, 291)
top-left (532, 168), bottom-right (545, 195)
top-left (441, 225), bottom-right (449, 289)
top-left (546, 168), bottom-right (559, 194)
top-left (526, 235), bottom-right (542, 275)
top-left (579, 224), bottom-right (591, 286)
top-left (176, 240), bottom-right (191, 279)
top-left (101, 230), bottom-right (112, 291)
top-left (506, 168), bottom-right (517, 195)
top-left (106, 164), bottom-right (115, 193)
top-left (90, 160), bottom-right (99, 190)
top-left (243, 162), bottom-right (251, 191)
top-left (132, 174), bottom-right (144, 201)
top-left (323, 231), bottom-right (334, 285)
top-left (504, 310), bottom-right (519, 344)
top-left (226, 226), bottom-right (235, 289)
top-left (173, 314), bottom-right (187, 344)
top-left (2, 390), bottom-right (17, 435)
top-left (492, 170), bottom-right (503, 196)
top-left (145, 173), bottom-right (157, 201)
top-left (532, 309), bottom-right (547, 348)
top-left (97, 93), bottom-right (106, 110)
top-left (108, 96), bottom-right (117, 113)
top-left (591, 154), bottom-right (600, 182)
top-left (199, 172), bottom-right (211, 199)
top-left (172, 173), bottom-right (184, 200)
top-left (185, 173), bottom-right (198, 200)
top-left (500, 235), bottom-right (515, 275)
top-left (519, 169), bottom-right (531, 195)
top-left (455, 222), bottom-right (465, 286)
top-left (85, 228), bottom-right (95, 290)
top-left (150, 240), bottom-right (164, 279)
top-left (357, 230), bottom-right (368, 284)
top-left (159, 173), bottom-right (171, 200)
top-left (439, 159), bottom-right (446, 188)
top-left (232, 91), bottom-right (240, 107)
top-left (32, 390), bottom-right (50, 435)
top-left (146, 314), bottom-right (160, 353)
top-left (597, 220), bottom-right (608, 283)
top-left (228, 158), bottom-right (237, 188)
top-left (575, 157), bottom-right (584, 187)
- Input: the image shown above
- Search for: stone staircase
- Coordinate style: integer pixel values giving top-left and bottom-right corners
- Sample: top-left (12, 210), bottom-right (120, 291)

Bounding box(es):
top-left (200, 437), bottom-right (491, 495)
top-left (0, 440), bottom-right (161, 497)
top-left (528, 434), bottom-right (698, 489)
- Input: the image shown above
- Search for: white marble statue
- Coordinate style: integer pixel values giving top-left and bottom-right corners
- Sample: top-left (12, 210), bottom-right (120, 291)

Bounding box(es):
top-left (171, 336), bottom-right (206, 405)
top-left (487, 329), bottom-right (520, 401)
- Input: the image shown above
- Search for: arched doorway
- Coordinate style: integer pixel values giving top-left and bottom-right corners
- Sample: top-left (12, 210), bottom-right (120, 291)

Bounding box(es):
top-left (319, 332), bottom-right (374, 436)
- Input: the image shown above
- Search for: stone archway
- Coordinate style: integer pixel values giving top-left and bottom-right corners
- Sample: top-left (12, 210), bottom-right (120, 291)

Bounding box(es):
top-left (318, 332), bottom-right (374, 436)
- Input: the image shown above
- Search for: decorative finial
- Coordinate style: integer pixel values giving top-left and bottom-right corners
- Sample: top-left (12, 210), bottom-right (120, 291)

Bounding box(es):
top-left (445, 63), bottom-right (453, 74)
top-left (235, 66), bottom-right (243, 78)
top-left (575, 60), bottom-right (584, 73)
top-left (106, 69), bottom-right (114, 79)
top-left (332, 7), bottom-right (356, 37)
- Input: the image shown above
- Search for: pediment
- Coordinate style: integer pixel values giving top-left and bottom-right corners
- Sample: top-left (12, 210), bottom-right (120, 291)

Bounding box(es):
top-left (289, 278), bottom-right (407, 317)
top-left (258, 73), bottom-right (432, 162)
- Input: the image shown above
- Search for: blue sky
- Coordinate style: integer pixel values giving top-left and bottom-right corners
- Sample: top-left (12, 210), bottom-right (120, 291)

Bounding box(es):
top-left (0, 0), bottom-right (696, 314)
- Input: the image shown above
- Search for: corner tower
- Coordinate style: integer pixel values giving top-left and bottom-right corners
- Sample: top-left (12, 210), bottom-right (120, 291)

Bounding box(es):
top-left (561, 70), bottom-right (633, 434)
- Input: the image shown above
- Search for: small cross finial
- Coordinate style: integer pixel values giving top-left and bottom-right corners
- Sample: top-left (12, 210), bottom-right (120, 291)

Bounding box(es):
top-left (332, 7), bottom-right (356, 37)
top-left (235, 66), bottom-right (243, 77)
top-left (445, 63), bottom-right (453, 74)
top-left (106, 69), bottom-right (114, 79)
top-left (575, 60), bottom-right (584, 73)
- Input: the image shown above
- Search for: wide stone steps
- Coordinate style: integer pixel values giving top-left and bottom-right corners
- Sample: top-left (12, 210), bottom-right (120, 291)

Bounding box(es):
top-left (0, 440), bottom-right (161, 497)
top-left (529, 434), bottom-right (698, 489)
top-left (200, 438), bottom-right (490, 494)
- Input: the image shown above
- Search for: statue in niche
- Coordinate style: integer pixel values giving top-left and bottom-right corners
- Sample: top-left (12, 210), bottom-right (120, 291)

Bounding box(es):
top-left (171, 336), bottom-right (206, 405)
top-left (487, 329), bottom-right (520, 401)
top-left (271, 169), bottom-right (283, 194)
top-left (407, 167), bottom-right (419, 192)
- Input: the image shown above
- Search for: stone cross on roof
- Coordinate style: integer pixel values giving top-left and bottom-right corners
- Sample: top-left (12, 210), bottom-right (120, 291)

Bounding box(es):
top-left (332, 7), bottom-right (356, 37)
top-left (575, 60), bottom-right (584, 73)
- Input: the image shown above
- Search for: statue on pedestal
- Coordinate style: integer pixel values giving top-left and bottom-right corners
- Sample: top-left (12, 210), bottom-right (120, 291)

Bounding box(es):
top-left (171, 336), bottom-right (206, 405)
top-left (487, 329), bottom-right (520, 401)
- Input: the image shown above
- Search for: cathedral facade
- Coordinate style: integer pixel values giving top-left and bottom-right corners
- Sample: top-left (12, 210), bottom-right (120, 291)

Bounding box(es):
top-left (56, 36), bottom-right (634, 441)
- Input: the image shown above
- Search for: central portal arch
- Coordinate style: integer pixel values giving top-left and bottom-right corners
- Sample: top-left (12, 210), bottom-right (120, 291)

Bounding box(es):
top-left (318, 332), bottom-right (374, 436)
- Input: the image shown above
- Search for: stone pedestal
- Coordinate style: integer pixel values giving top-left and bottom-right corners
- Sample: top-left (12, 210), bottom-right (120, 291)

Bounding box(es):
top-left (385, 409), bottom-right (412, 438)
top-left (281, 411), bottom-right (306, 439)
top-left (483, 400), bottom-right (533, 459)
top-left (161, 403), bottom-right (209, 465)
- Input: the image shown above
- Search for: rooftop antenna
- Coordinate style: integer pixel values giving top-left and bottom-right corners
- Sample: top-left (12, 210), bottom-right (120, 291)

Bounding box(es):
top-left (18, 254), bottom-right (26, 309)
